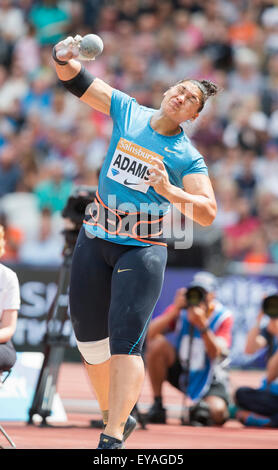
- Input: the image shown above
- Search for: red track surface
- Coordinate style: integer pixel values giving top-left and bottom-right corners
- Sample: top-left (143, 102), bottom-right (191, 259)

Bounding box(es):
top-left (1, 363), bottom-right (277, 450)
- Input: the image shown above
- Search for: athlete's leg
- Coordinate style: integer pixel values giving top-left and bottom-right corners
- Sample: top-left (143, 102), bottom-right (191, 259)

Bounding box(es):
top-left (104, 244), bottom-right (167, 440)
top-left (84, 359), bottom-right (110, 424)
top-left (105, 354), bottom-right (145, 438)
top-left (69, 228), bottom-right (112, 423)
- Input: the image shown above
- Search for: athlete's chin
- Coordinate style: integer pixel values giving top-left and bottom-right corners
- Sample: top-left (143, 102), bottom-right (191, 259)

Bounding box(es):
top-left (164, 106), bottom-right (181, 123)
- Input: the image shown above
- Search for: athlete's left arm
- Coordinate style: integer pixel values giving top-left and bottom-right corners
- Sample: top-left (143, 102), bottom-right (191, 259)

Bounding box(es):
top-left (180, 173), bottom-right (217, 226)
top-left (147, 158), bottom-right (217, 227)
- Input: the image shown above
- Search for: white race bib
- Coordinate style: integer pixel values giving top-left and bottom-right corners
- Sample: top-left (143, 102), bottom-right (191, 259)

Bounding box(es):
top-left (107, 138), bottom-right (163, 193)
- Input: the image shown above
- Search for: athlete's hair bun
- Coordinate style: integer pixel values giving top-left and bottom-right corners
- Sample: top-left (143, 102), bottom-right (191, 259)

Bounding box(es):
top-left (200, 80), bottom-right (219, 98)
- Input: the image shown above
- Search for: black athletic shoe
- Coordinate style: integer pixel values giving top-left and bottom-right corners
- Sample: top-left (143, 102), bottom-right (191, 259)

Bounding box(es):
top-left (97, 433), bottom-right (124, 449)
top-left (91, 414), bottom-right (137, 438)
top-left (123, 414), bottom-right (137, 441)
top-left (145, 402), bottom-right (166, 424)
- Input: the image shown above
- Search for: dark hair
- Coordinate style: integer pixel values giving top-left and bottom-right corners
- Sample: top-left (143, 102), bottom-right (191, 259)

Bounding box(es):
top-left (176, 78), bottom-right (219, 112)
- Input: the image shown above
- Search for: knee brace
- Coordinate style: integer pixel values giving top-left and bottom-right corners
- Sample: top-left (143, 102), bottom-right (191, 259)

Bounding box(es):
top-left (76, 337), bottom-right (111, 365)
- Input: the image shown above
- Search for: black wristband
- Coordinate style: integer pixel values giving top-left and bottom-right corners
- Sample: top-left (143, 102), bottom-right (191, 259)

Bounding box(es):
top-left (59, 65), bottom-right (96, 98)
top-left (52, 46), bottom-right (68, 66)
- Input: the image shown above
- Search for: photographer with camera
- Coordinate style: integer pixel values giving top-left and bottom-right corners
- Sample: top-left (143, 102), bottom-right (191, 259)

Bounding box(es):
top-left (234, 294), bottom-right (278, 428)
top-left (145, 272), bottom-right (233, 426)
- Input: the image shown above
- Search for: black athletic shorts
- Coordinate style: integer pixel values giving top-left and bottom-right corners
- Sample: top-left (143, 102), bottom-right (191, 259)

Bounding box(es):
top-left (167, 357), bottom-right (230, 405)
top-left (69, 226), bottom-right (167, 356)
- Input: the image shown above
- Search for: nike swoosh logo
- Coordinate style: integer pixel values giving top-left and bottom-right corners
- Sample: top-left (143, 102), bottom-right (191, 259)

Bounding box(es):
top-left (124, 179), bottom-right (139, 186)
top-left (164, 147), bottom-right (176, 154)
top-left (117, 268), bottom-right (133, 273)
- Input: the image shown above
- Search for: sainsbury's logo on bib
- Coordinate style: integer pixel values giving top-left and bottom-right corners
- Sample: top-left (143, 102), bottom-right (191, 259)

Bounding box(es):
top-left (107, 138), bottom-right (163, 193)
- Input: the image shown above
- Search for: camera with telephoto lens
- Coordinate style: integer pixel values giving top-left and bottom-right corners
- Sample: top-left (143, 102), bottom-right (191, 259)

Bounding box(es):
top-left (62, 185), bottom-right (97, 254)
top-left (262, 295), bottom-right (278, 319)
top-left (185, 286), bottom-right (208, 307)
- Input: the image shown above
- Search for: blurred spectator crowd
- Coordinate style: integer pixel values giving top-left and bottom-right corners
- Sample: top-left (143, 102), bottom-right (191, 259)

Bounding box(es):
top-left (0, 0), bottom-right (278, 268)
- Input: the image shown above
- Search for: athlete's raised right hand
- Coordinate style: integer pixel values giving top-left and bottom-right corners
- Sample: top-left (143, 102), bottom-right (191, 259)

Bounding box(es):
top-left (54, 35), bottom-right (82, 62)
top-left (53, 34), bottom-right (112, 116)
